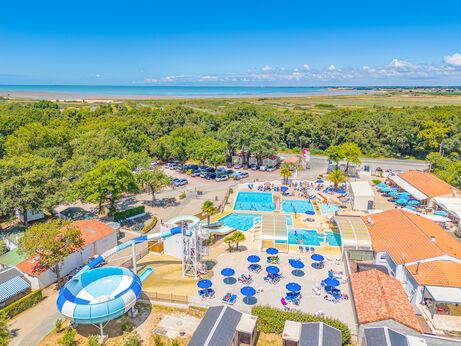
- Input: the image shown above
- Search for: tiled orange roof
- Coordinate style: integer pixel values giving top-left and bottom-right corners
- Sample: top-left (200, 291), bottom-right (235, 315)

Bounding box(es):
top-left (351, 269), bottom-right (422, 333)
top-left (406, 261), bottom-right (461, 288)
top-left (398, 170), bottom-right (460, 198)
top-left (17, 220), bottom-right (116, 277)
top-left (362, 209), bottom-right (461, 264)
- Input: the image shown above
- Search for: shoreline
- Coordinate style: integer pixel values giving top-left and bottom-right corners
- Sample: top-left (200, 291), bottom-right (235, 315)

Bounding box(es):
top-left (0, 89), bottom-right (377, 101)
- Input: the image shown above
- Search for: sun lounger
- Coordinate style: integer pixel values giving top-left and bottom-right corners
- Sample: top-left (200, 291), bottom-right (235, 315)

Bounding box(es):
top-left (228, 294), bottom-right (237, 305)
top-left (299, 246), bottom-right (304, 253)
top-left (222, 293), bottom-right (231, 303)
top-left (206, 288), bottom-right (215, 298)
top-left (199, 289), bottom-right (207, 299)
top-left (310, 247), bottom-right (315, 253)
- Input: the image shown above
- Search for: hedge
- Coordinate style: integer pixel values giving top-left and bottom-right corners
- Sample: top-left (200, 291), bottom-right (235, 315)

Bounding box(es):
top-left (251, 305), bottom-right (351, 345)
top-left (2, 289), bottom-right (43, 319)
top-left (114, 206), bottom-right (145, 221)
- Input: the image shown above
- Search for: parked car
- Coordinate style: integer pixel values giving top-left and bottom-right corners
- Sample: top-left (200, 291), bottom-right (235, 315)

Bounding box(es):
top-left (205, 172), bottom-right (217, 180)
top-left (232, 171), bottom-right (249, 180)
top-left (234, 163), bottom-right (243, 169)
top-left (259, 165), bottom-right (268, 171)
top-left (266, 166), bottom-right (277, 172)
top-left (190, 170), bottom-right (201, 177)
top-left (216, 175), bottom-right (229, 182)
top-left (217, 167), bottom-right (227, 174)
top-left (240, 172), bottom-right (249, 178)
top-left (174, 178), bottom-right (188, 186)
top-left (171, 178), bottom-right (180, 185)
top-left (250, 164), bottom-right (259, 170)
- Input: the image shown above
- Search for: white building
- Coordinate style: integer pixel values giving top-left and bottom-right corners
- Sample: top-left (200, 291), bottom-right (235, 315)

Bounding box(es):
top-left (349, 181), bottom-right (375, 211)
top-left (16, 219), bottom-right (117, 289)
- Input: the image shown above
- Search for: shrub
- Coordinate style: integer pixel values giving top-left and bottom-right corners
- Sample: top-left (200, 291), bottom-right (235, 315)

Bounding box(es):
top-left (179, 193), bottom-right (186, 199)
top-left (87, 335), bottom-right (100, 346)
top-left (153, 334), bottom-right (163, 346)
top-left (0, 311), bottom-right (11, 345)
top-left (114, 206), bottom-right (145, 221)
top-left (170, 340), bottom-right (180, 346)
top-left (142, 217), bottom-right (158, 233)
top-left (229, 188), bottom-right (233, 194)
top-left (2, 289), bottom-right (42, 319)
top-left (121, 315), bottom-right (132, 332)
top-left (59, 327), bottom-right (76, 346)
top-left (251, 306), bottom-right (351, 345)
top-left (122, 331), bottom-right (140, 346)
top-left (55, 319), bottom-right (63, 332)
top-left (372, 179), bottom-right (382, 185)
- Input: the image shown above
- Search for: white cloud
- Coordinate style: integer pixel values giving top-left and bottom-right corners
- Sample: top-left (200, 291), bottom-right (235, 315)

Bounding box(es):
top-left (140, 69), bottom-right (145, 73)
top-left (280, 67), bottom-right (286, 71)
top-left (328, 65), bottom-right (336, 70)
top-left (261, 65), bottom-right (272, 72)
top-left (303, 64), bottom-right (310, 70)
top-left (95, 74), bottom-right (101, 78)
top-left (444, 53), bottom-right (461, 67)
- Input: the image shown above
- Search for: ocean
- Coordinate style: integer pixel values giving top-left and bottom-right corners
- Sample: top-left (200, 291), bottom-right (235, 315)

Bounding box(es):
top-left (0, 85), bottom-right (372, 98)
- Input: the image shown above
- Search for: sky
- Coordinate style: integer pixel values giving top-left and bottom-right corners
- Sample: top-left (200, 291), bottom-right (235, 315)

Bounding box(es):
top-left (1, 0), bottom-right (461, 86)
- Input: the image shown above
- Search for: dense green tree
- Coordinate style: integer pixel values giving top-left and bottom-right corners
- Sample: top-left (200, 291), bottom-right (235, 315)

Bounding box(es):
top-left (18, 219), bottom-right (84, 287)
top-left (327, 145), bottom-right (346, 170)
top-left (135, 167), bottom-right (171, 204)
top-left (342, 142), bottom-right (362, 173)
top-left (192, 137), bottom-right (226, 166)
top-left (0, 154), bottom-right (61, 226)
top-left (72, 159), bottom-right (138, 215)
top-left (0, 311), bottom-right (11, 345)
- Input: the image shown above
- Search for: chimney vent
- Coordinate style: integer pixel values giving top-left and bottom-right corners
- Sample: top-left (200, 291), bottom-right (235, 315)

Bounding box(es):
top-left (430, 236), bottom-right (436, 242)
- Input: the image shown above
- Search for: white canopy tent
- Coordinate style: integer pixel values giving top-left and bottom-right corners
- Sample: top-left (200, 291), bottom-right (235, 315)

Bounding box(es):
top-left (433, 197), bottom-right (461, 220)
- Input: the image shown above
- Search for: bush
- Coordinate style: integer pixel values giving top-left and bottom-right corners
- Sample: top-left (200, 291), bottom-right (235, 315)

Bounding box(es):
top-left (179, 193), bottom-right (186, 199)
top-left (170, 340), bottom-right (180, 346)
top-left (372, 179), bottom-right (382, 185)
top-left (142, 217), bottom-right (158, 233)
top-left (229, 188), bottom-right (233, 194)
top-left (153, 334), bottom-right (163, 346)
top-left (114, 206), bottom-right (145, 221)
top-left (59, 327), bottom-right (76, 346)
top-left (122, 331), bottom-right (140, 346)
top-left (0, 240), bottom-right (7, 256)
top-left (55, 319), bottom-right (63, 332)
top-left (87, 335), bottom-right (100, 346)
top-left (251, 306), bottom-right (351, 345)
top-left (2, 289), bottom-right (42, 319)
top-left (121, 315), bottom-right (132, 332)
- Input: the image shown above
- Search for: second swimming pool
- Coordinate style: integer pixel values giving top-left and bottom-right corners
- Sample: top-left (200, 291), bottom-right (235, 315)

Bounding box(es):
top-left (277, 228), bottom-right (342, 246)
top-left (219, 213), bottom-right (293, 232)
top-left (281, 200), bottom-right (315, 214)
top-left (234, 192), bottom-right (275, 212)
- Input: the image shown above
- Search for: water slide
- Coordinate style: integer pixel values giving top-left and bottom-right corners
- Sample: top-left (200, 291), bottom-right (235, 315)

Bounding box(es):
top-left (316, 192), bottom-right (329, 203)
top-left (57, 227), bottom-right (184, 325)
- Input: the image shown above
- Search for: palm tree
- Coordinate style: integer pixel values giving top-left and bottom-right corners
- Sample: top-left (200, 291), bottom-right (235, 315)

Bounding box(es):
top-left (280, 163), bottom-right (292, 184)
top-left (201, 201), bottom-right (217, 227)
top-left (224, 236), bottom-right (234, 252)
top-left (327, 169), bottom-right (348, 190)
top-left (232, 231), bottom-right (245, 251)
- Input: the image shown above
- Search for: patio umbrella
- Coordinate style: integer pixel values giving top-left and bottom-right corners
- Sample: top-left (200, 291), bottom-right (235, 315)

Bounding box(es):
top-left (289, 260), bottom-right (305, 269)
top-left (247, 255), bottom-right (260, 263)
top-left (286, 282), bottom-right (301, 292)
top-left (407, 200), bottom-right (420, 205)
top-left (377, 183), bottom-right (387, 188)
top-left (305, 210), bottom-right (315, 215)
top-left (266, 247), bottom-right (279, 255)
top-left (388, 191), bottom-right (399, 196)
top-left (403, 206), bottom-right (417, 211)
top-left (281, 186), bottom-right (289, 191)
top-left (266, 266), bottom-right (280, 275)
top-left (336, 189), bottom-right (346, 194)
top-left (381, 187), bottom-right (392, 192)
top-left (316, 180), bottom-right (324, 184)
top-left (221, 268), bottom-right (235, 277)
top-left (390, 187), bottom-right (399, 191)
top-left (311, 254), bottom-right (324, 262)
top-left (197, 279), bottom-right (212, 289)
top-left (396, 199), bottom-right (408, 205)
top-left (323, 277), bottom-right (340, 287)
top-left (241, 286), bottom-right (256, 297)
top-left (434, 210), bottom-right (448, 216)
top-left (398, 192), bottom-right (411, 197)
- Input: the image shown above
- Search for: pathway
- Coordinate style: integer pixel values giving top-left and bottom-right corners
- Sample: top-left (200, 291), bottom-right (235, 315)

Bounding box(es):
top-left (9, 287), bottom-right (61, 346)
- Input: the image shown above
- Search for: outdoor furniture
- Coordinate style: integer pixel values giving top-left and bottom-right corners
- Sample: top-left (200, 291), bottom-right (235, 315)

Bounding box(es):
top-left (299, 246), bottom-right (304, 253)
top-left (222, 293), bottom-right (231, 303)
top-left (248, 264), bottom-right (262, 273)
top-left (228, 294), bottom-right (237, 305)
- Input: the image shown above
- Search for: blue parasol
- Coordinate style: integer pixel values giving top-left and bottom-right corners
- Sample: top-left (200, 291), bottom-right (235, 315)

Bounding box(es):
top-left (396, 199), bottom-right (408, 205)
top-left (388, 191), bottom-right (399, 196)
top-left (281, 186), bottom-right (289, 191)
top-left (247, 255), bottom-right (260, 263)
top-left (311, 254), bottom-right (324, 262)
top-left (377, 183), bottom-right (387, 188)
top-left (323, 277), bottom-right (340, 287)
top-left (289, 260), bottom-right (305, 269)
top-left (266, 266), bottom-right (280, 275)
top-left (381, 187), bottom-right (392, 192)
top-left (403, 206), bottom-right (416, 211)
top-left (336, 189), bottom-right (346, 194)
top-left (434, 210), bottom-right (448, 216)
top-left (240, 286), bottom-right (256, 297)
top-left (266, 247), bottom-right (279, 255)
top-left (407, 200), bottom-right (420, 205)
top-left (316, 180), bottom-right (324, 184)
top-left (197, 279), bottom-right (212, 289)
top-left (305, 210), bottom-right (315, 215)
top-left (221, 268), bottom-right (235, 277)
top-left (286, 282), bottom-right (302, 292)
top-left (390, 187), bottom-right (399, 191)
top-left (398, 192), bottom-right (411, 196)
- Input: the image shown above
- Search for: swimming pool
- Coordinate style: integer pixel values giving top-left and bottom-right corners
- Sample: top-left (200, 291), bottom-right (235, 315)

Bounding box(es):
top-left (318, 203), bottom-right (341, 214)
top-left (281, 228), bottom-right (342, 246)
top-left (234, 192), bottom-right (275, 212)
top-left (281, 200), bottom-right (315, 214)
top-left (219, 213), bottom-right (292, 231)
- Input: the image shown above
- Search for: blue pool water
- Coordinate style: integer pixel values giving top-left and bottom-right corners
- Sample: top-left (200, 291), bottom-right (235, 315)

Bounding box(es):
top-left (281, 200), bottom-right (315, 214)
top-left (326, 232), bottom-right (342, 246)
top-left (280, 228), bottom-right (342, 246)
top-left (219, 213), bottom-right (292, 231)
top-left (319, 203), bottom-right (341, 214)
top-left (234, 192), bottom-right (275, 212)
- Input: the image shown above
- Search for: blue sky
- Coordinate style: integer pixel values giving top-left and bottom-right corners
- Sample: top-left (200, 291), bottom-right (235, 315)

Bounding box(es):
top-left (1, 0), bottom-right (461, 86)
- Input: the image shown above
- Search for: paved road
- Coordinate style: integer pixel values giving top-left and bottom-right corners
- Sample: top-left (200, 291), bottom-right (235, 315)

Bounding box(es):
top-left (9, 287), bottom-right (61, 346)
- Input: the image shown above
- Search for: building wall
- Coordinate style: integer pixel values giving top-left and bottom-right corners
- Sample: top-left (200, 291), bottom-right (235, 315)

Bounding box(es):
top-left (94, 232), bottom-right (117, 255)
top-left (163, 233), bottom-right (182, 259)
top-left (15, 209), bottom-right (45, 223)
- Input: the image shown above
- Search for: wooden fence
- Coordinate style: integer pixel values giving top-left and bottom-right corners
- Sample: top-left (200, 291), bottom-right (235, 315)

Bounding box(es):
top-left (144, 291), bottom-right (189, 305)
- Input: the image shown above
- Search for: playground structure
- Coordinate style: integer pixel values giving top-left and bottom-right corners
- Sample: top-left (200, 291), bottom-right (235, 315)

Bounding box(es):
top-left (57, 216), bottom-right (209, 338)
